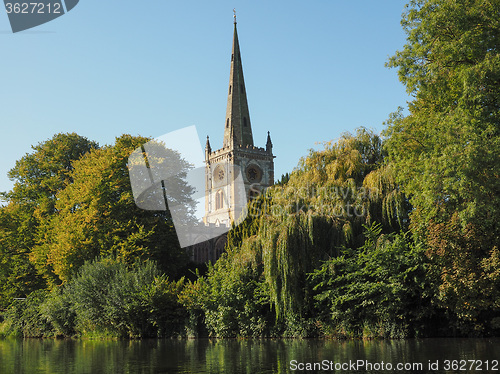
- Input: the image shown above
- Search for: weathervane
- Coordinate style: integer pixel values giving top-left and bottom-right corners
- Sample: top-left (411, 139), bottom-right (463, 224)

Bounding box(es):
top-left (233, 8), bottom-right (237, 24)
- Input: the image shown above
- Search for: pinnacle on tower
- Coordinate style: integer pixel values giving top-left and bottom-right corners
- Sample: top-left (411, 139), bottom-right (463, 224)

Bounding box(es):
top-left (205, 135), bottom-right (211, 159)
top-left (222, 19), bottom-right (254, 148)
top-left (205, 135), bottom-right (211, 152)
top-left (266, 131), bottom-right (273, 154)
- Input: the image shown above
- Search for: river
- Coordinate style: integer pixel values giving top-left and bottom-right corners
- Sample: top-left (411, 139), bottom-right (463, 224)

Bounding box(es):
top-left (0, 338), bottom-right (498, 373)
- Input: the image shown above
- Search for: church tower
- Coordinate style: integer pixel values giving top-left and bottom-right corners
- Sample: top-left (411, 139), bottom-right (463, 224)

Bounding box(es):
top-left (204, 16), bottom-right (275, 227)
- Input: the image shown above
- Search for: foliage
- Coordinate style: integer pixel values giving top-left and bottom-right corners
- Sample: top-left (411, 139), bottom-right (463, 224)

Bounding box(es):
top-left (0, 204), bottom-right (46, 308)
top-left (3, 290), bottom-right (54, 338)
top-left (2, 258), bottom-right (187, 338)
top-left (65, 258), bottom-right (186, 338)
top-left (241, 129), bottom-right (407, 323)
top-left (310, 223), bottom-right (436, 338)
top-left (0, 133), bottom-right (97, 306)
top-left (290, 128), bottom-right (407, 236)
top-left (184, 129), bottom-right (411, 338)
top-left (275, 172), bottom-right (290, 186)
top-left (31, 135), bottom-right (190, 284)
top-left (180, 237), bottom-right (275, 338)
top-left (3, 132), bottom-right (99, 212)
top-left (0, 133), bottom-right (195, 336)
top-left (427, 215), bottom-right (500, 335)
top-left (384, 0), bottom-right (500, 333)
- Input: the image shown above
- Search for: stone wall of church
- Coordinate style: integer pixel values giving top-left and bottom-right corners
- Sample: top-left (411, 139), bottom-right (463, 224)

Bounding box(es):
top-left (189, 233), bottom-right (227, 264)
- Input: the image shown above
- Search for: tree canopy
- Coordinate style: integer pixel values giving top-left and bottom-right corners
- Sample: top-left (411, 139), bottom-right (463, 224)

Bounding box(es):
top-left (32, 134), bottom-right (190, 284)
top-left (0, 133), bottom-right (97, 306)
top-left (385, 0), bottom-right (500, 334)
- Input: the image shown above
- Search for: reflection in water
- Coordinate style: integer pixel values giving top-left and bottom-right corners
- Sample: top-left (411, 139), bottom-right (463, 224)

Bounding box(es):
top-left (0, 338), bottom-right (499, 373)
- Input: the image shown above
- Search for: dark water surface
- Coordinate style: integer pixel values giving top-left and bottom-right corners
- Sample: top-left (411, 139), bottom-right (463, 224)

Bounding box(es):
top-left (0, 338), bottom-right (498, 373)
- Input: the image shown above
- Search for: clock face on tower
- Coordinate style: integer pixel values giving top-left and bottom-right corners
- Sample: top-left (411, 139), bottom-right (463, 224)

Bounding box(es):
top-left (246, 165), bottom-right (262, 183)
top-left (213, 164), bottom-right (225, 183)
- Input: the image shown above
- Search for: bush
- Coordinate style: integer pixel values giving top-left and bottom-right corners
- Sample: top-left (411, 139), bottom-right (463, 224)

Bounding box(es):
top-left (1, 258), bottom-right (187, 338)
top-left (65, 258), bottom-right (186, 338)
top-left (3, 290), bottom-right (55, 338)
top-left (180, 249), bottom-right (276, 338)
top-left (310, 223), bottom-right (437, 338)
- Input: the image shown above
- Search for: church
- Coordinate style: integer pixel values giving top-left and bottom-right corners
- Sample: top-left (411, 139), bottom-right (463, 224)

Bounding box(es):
top-left (190, 17), bottom-right (275, 263)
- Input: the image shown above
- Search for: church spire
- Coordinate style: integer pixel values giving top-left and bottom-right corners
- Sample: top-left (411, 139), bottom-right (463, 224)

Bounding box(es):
top-left (223, 17), bottom-right (254, 148)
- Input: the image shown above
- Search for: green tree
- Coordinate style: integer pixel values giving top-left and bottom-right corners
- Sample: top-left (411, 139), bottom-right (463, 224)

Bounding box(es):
top-left (259, 129), bottom-right (407, 323)
top-left (2, 258), bottom-right (186, 338)
top-left (190, 129), bottom-right (409, 337)
top-left (183, 248), bottom-right (274, 338)
top-left (0, 133), bottom-right (97, 306)
top-left (32, 135), bottom-right (191, 284)
top-left (65, 258), bottom-right (185, 338)
top-left (0, 204), bottom-right (45, 308)
top-left (4, 132), bottom-right (99, 213)
top-left (385, 0), bottom-right (500, 334)
top-left (310, 224), bottom-right (436, 338)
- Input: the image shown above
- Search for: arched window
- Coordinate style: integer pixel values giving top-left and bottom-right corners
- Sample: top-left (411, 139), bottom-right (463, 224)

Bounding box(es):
top-left (226, 118), bottom-right (229, 128)
top-left (215, 190), bottom-right (224, 210)
top-left (243, 117), bottom-right (247, 127)
top-left (229, 85), bottom-right (232, 94)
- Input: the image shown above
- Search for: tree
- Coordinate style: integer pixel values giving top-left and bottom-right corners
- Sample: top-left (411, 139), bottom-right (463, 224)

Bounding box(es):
top-left (192, 129), bottom-right (409, 337)
top-left (0, 204), bottom-right (45, 308)
top-left (32, 135), bottom-right (192, 284)
top-left (0, 133), bottom-right (97, 306)
top-left (385, 0), bottom-right (500, 334)
top-left (255, 130), bottom-right (407, 328)
top-left (310, 223), bottom-right (435, 338)
top-left (4, 133), bottom-right (98, 213)
top-left (2, 258), bottom-right (187, 338)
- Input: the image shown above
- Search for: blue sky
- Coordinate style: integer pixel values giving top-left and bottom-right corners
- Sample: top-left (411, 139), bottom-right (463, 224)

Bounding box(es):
top-left (0, 0), bottom-right (411, 195)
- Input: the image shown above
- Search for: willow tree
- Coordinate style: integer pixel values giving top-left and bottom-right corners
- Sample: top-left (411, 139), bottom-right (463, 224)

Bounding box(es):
top-left (199, 128), bottom-right (408, 336)
top-left (257, 129), bottom-right (407, 324)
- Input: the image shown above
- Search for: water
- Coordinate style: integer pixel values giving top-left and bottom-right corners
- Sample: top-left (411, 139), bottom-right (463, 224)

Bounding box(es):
top-left (0, 338), bottom-right (498, 373)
